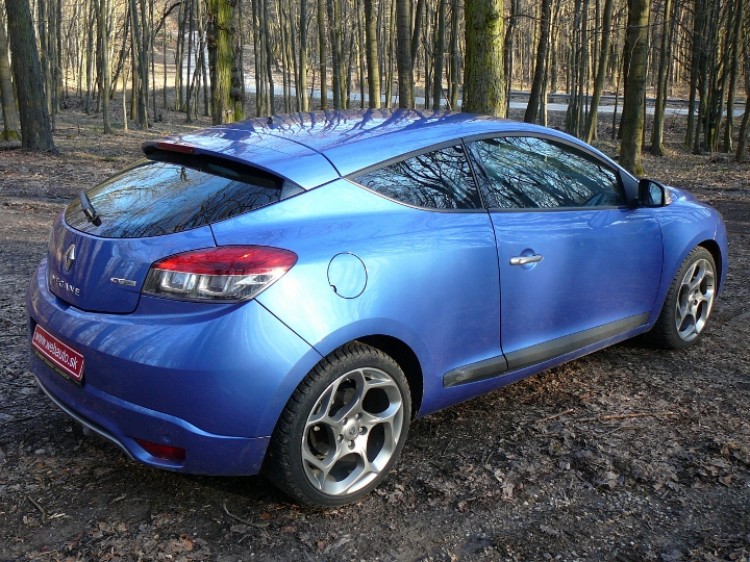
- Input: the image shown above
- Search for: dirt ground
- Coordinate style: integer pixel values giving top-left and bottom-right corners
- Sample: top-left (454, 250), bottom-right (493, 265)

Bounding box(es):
top-left (0, 106), bottom-right (749, 562)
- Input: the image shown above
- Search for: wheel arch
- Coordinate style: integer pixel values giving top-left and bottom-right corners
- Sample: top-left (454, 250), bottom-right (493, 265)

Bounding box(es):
top-left (698, 239), bottom-right (724, 292)
top-left (356, 335), bottom-right (424, 418)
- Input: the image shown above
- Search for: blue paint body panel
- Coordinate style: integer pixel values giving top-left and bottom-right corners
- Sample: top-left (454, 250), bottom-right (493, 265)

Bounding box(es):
top-left (28, 258), bottom-right (323, 474)
top-left (46, 214), bottom-right (217, 314)
top-left (491, 207), bottom-right (663, 355)
top-left (27, 109), bottom-right (729, 477)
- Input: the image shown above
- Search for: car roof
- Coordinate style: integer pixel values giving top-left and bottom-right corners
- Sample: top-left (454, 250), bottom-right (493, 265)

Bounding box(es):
top-left (143, 109), bottom-right (611, 189)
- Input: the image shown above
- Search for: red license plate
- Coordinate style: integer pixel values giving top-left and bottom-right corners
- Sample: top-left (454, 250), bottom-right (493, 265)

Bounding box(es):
top-left (31, 325), bottom-right (85, 384)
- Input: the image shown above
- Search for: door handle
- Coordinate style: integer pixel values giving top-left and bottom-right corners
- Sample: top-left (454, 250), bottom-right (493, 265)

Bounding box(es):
top-left (509, 254), bottom-right (543, 266)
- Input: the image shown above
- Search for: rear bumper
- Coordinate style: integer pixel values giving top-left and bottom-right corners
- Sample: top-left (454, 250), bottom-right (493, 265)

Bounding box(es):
top-left (27, 258), bottom-right (322, 476)
top-left (32, 360), bottom-right (269, 475)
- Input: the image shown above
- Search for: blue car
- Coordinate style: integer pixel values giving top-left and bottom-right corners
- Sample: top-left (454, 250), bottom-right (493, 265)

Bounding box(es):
top-left (27, 109), bottom-right (727, 506)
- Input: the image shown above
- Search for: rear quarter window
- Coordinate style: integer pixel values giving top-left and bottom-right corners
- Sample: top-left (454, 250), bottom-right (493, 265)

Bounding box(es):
top-left (65, 157), bottom-right (286, 238)
top-left (353, 145), bottom-right (482, 210)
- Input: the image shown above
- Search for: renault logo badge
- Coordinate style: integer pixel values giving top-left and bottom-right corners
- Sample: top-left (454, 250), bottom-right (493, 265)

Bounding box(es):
top-left (64, 244), bottom-right (76, 271)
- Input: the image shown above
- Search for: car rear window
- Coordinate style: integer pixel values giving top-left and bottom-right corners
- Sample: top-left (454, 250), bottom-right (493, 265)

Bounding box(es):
top-left (65, 154), bottom-right (285, 238)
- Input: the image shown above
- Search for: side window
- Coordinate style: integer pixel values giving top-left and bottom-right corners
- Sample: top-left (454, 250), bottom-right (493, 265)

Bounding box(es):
top-left (467, 136), bottom-right (624, 209)
top-left (353, 145), bottom-right (482, 210)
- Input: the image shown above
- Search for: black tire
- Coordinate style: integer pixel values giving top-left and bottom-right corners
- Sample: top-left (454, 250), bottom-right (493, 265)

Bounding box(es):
top-left (264, 342), bottom-right (411, 507)
top-left (648, 246), bottom-right (717, 349)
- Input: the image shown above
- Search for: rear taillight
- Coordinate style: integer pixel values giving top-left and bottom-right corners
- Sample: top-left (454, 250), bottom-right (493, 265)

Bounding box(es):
top-left (143, 246), bottom-right (297, 303)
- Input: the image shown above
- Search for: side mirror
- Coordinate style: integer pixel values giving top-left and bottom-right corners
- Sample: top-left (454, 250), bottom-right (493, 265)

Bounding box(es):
top-left (636, 178), bottom-right (671, 208)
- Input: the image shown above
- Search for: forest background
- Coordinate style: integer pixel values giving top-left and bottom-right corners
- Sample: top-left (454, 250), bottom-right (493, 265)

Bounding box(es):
top-left (1, 0), bottom-right (749, 172)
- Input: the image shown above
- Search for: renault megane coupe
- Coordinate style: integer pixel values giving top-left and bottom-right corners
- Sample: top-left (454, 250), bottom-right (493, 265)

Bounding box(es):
top-left (27, 109), bottom-right (728, 507)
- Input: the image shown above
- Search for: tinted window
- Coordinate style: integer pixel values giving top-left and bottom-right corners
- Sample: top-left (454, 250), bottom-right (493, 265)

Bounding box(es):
top-left (65, 158), bottom-right (284, 238)
top-left (354, 145), bottom-right (481, 210)
top-left (468, 136), bottom-right (624, 209)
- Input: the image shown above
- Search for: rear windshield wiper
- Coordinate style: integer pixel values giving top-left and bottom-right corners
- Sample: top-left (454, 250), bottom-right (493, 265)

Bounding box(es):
top-left (79, 190), bottom-right (102, 226)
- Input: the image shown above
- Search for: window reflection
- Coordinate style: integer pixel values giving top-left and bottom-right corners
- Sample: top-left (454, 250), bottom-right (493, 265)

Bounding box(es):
top-left (66, 161), bottom-right (282, 238)
top-left (354, 146), bottom-right (481, 210)
top-left (468, 137), bottom-right (624, 209)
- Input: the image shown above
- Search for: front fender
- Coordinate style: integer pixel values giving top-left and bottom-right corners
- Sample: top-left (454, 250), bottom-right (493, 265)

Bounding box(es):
top-left (650, 195), bottom-right (728, 323)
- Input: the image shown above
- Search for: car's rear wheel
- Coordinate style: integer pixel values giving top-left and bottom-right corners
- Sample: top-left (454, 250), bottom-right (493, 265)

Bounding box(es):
top-left (265, 342), bottom-right (411, 507)
top-left (649, 246), bottom-right (717, 349)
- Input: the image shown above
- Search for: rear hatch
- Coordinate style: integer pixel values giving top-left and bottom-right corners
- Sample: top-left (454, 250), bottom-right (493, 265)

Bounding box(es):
top-left (48, 150), bottom-right (293, 314)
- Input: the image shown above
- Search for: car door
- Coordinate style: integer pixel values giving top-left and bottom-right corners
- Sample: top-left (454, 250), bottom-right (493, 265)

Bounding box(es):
top-left (347, 144), bottom-right (504, 391)
top-left (466, 135), bottom-right (663, 370)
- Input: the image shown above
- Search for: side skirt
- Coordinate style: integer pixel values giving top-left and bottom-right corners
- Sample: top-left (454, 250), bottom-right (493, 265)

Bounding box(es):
top-left (442, 312), bottom-right (650, 387)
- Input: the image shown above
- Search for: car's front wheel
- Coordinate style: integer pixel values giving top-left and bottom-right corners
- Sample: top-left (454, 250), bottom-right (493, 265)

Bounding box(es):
top-left (649, 246), bottom-right (717, 349)
top-left (265, 342), bottom-right (411, 507)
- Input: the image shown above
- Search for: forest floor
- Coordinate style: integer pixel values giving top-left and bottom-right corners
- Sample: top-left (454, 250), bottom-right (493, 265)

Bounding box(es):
top-left (0, 104), bottom-right (749, 562)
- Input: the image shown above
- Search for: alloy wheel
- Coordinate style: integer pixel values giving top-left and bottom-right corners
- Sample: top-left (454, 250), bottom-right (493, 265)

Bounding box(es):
top-left (301, 366), bottom-right (405, 497)
top-left (674, 257), bottom-right (716, 342)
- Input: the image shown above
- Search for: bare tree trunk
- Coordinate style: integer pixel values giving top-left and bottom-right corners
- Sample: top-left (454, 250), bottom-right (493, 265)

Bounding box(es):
top-left (279, 1), bottom-right (290, 111)
top-left (649, 0), bottom-right (675, 155)
top-left (121, 56), bottom-right (129, 131)
top-left (207, 0), bottom-right (235, 123)
top-left (85, 0), bottom-right (96, 115)
top-left (722, 0), bottom-right (742, 153)
top-left (503, 0), bottom-right (518, 114)
top-left (354, 3), bottom-right (364, 108)
top-left (698, 0), bottom-right (723, 153)
top-left (345, 25), bottom-right (356, 107)
top-left (129, 0), bottom-right (149, 128)
top-left (4, 0), bottom-right (56, 152)
top-left (37, 0), bottom-right (52, 118)
top-left (585, 0), bottom-right (614, 142)
top-left (262, 0), bottom-right (274, 114)
top-left (200, 11), bottom-right (210, 117)
top-left (410, 0), bottom-right (426, 73)
top-left (185, 0), bottom-right (194, 121)
top-left (524, 0), bottom-right (552, 124)
top-left (54, 0), bottom-right (63, 112)
top-left (736, 48), bottom-right (750, 162)
top-left (148, 0), bottom-right (157, 121)
top-left (685, 0), bottom-right (705, 150)
top-left (566, 0), bottom-right (589, 136)
top-left (395, 0), bottom-right (414, 107)
top-left (175, 0), bottom-right (186, 111)
top-left (98, 0), bottom-right (113, 133)
top-left (364, 0), bottom-right (380, 108)
top-left (162, 5), bottom-right (168, 112)
top-left (619, 0), bottom-right (650, 175)
top-left (432, 0), bottom-right (447, 109)
top-left (298, 0), bottom-right (309, 111)
top-left (385, 0), bottom-right (396, 107)
top-left (231, 0), bottom-right (245, 121)
top-left (463, 0), bottom-right (505, 116)
top-left (327, 0), bottom-right (345, 108)
top-left (317, 0), bottom-right (328, 109)
top-left (0, 6), bottom-right (20, 141)
top-left (251, 0), bottom-right (266, 115)
top-left (448, 0), bottom-right (459, 110)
